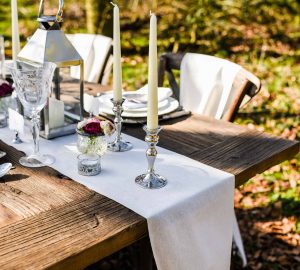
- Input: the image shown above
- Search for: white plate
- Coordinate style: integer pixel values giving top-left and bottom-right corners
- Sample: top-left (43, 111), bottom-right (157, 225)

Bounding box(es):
top-left (99, 95), bottom-right (169, 113)
top-left (98, 88), bottom-right (173, 112)
top-left (123, 99), bottom-right (169, 112)
top-left (99, 97), bottom-right (179, 118)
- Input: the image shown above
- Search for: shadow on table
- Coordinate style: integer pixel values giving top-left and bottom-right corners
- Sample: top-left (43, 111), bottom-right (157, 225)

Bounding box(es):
top-left (1, 173), bottom-right (29, 183)
top-left (124, 117), bottom-right (298, 188)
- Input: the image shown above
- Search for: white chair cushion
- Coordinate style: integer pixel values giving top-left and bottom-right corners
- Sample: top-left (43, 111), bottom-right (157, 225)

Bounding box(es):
top-left (66, 34), bottom-right (112, 83)
top-left (180, 53), bottom-right (260, 119)
top-left (180, 53), bottom-right (241, 119)
top-left (88, 35), bottom-right (112, 83)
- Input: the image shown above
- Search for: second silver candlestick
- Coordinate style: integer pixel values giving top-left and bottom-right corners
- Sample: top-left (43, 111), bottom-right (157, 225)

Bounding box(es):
top-left (135, 125), bottom-right (167, 189)
top-left (108, 98), bottom-right (133, 152)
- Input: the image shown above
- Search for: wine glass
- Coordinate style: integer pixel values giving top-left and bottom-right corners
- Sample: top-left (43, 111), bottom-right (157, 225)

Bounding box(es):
top-left (7, 61), bottom-right (56, 167)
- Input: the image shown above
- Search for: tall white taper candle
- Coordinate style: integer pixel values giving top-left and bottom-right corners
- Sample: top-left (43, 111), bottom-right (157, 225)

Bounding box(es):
top-left (11, 0), bottom-right (21, 61)
top-left (112, 3), bottom-right (122, 101)
top-left (147, 13), bottom-right (158, 130)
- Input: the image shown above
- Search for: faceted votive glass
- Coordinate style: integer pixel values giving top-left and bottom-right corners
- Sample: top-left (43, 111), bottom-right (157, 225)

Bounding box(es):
top-left (77, 153), bottom-right (101, 176)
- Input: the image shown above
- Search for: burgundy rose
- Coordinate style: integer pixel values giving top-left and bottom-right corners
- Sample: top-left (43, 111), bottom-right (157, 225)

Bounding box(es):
top-left (83, 121), bottom-right (102, 135)
top-left (0, 81), bottom-right (13, 98)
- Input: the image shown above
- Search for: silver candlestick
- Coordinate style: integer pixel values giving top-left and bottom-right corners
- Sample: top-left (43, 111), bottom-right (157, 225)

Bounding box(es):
top-left (135, 125), bottom-right (167, 189)
top-left (108, 98), bottom-right (133, 152)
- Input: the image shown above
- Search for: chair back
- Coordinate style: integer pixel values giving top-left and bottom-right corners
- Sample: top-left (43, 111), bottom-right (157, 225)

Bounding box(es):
top-left (66, 34), bottom-right (112, 84)
top-left (158, 52), bottom-right (261, 122)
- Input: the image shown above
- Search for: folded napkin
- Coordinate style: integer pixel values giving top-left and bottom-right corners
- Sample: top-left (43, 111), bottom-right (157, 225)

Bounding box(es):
top-left (180, 53), bottom-right (241, 119)
top-left (98, 85), bottom-right (173, 110)
top-left (132, 84), bottom-right (172, 102)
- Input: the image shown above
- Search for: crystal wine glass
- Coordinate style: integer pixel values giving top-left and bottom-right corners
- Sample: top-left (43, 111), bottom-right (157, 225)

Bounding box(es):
top-left (7, 61), bottom-right (56, 167)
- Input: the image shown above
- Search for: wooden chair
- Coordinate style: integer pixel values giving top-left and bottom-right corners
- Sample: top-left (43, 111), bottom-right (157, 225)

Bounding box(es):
top-left (158, 52), bottom-right (262, 266)
top-left (158, 52), bottom-right (261, 122)
top-left (66, 34), bottom-right (113, 85)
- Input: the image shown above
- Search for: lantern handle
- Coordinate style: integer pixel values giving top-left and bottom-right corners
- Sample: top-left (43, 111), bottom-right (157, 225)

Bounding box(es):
top-left (38, 0), bottom-right (64, 22)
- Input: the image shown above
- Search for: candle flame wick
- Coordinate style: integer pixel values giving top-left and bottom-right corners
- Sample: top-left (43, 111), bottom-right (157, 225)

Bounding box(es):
top-left (150, 10), bottom-right (152, 16)
top-left (110, 2), bottom-right (116, 7)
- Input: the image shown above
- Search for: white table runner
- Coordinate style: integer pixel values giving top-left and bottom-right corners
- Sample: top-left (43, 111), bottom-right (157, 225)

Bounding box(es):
top-left (0, 128), bottom-right (234, 270)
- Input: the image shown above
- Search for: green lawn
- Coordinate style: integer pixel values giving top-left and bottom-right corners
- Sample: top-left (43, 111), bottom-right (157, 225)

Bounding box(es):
top-left (1, 0), bottom-right (300, 268)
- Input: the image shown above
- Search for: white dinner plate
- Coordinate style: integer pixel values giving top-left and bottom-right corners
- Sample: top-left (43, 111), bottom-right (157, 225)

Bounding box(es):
top-left (99, 93), bottom-right (169, 112)
top-left (99, 97), bottom-right (179, 118)
top-left (98, 88), bottom-right (173, 112)
top-left (123, 99), bottom-right (169, 112)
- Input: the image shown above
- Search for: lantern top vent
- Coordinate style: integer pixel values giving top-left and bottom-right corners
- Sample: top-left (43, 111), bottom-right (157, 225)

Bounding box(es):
top-left (17, 0), bottom-right (82, 68)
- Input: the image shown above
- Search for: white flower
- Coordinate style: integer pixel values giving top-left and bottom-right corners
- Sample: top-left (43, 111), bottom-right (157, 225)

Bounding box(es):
top-left (77, 119), bottom-right (88, 130)
top-left (77, 135), bottom-right (107, 156)
top-left (100, 120), bottom-right (115, 136)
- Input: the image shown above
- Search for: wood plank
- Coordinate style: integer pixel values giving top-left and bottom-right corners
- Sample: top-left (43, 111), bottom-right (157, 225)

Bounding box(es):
top-left (0, 192), bottom-right (146, 270)
top-left (0, 112), bottom-right (298, 270)
top-left (0, 204), bottom-right (21, 227)
top-left (191, 130), bottom-right (300, 186)
top-left (0, 141), bottom-right (148, 270)
top-left (125, 114), bottom-right (300, 187)
top-left (125, 114), bottom-right (248, 156)
top-left (0, 142), bottom-right (93, 223)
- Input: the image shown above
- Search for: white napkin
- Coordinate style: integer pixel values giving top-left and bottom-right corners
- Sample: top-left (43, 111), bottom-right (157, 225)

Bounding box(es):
top-left (133, 84), bottom-right (173, 102)
top-left (180, 53), bottom-right (241, 119)
top-left (67, 34), bottom-right (112, 83)
top-left (98, 86), bottom-right (173, 111)
top-left (0, 128), bottom-right (234, 270)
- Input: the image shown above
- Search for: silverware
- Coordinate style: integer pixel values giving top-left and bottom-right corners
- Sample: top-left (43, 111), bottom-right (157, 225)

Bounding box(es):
top-left (0, 162), bottom-right (12, 178)
top-left (0, 151), bottom-right (6, 158)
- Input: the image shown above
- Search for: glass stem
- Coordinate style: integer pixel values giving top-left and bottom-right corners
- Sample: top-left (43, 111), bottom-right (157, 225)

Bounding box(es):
top-left (31, 112), bottom-right (40, 155)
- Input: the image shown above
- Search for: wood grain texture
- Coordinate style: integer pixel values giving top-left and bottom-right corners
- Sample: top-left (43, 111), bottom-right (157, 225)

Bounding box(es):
top-left (125, 114), bottom-right (300, 187)
top-left (0, 192), bottom-right (146, 270)
top-left (0, 113), bottom-right (299, 269)
top-left (0, 142), bottom-right (146, 270)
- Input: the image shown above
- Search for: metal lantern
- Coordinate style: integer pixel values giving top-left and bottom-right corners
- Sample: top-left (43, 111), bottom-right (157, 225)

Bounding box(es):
top-left (17, 0), bottom-right (84, 139)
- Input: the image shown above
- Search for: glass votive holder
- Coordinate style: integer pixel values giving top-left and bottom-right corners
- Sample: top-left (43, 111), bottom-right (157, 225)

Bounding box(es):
top-left (77, 153), bottom-right (101, 176)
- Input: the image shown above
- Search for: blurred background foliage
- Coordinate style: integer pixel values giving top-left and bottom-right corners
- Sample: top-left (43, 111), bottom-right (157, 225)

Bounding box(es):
top-left (0, 0), bottom-right (300, 268)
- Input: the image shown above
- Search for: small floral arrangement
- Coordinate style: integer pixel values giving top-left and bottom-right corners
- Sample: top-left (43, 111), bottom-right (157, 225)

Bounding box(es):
top-left (77, 117), bottom-right (115, 136)
top-left (76, 117), bottom-right (115, 156)
top-left (0, 79), bottom-right (13, 98)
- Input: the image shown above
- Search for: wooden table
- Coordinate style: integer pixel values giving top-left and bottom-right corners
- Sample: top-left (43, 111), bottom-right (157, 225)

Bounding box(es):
top-left (0, 104), bottom-right (299, 269)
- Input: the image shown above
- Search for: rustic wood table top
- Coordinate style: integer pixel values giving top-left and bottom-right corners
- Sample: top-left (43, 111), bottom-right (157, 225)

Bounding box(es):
top-left (0, 82), bottom-right (299, 269)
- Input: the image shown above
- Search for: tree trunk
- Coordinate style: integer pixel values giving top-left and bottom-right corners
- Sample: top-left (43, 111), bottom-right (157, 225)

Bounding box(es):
top-left (85, 0), bottom-right (113, 37)
top-left (85, 0), bottom-right (100, 34)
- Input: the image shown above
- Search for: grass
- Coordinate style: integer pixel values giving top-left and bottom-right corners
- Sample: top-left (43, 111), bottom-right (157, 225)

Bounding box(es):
top-left (1, 0), bottom-right (300, 268)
